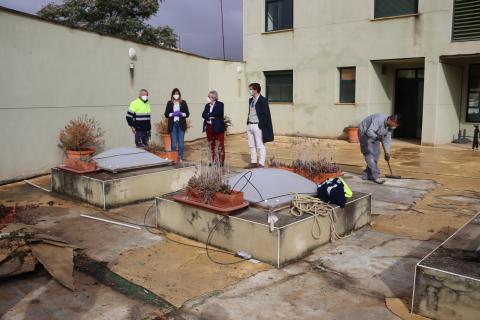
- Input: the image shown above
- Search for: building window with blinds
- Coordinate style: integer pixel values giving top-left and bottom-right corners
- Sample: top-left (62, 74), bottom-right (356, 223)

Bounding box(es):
top-left (339, 67), bottom-right (356, 104)
top-left (467, 64), bottom-right (480, 122)
top-left (264, 70), bottom-right (293, 103)
top-left (452, 0), bottom-right (480, 42)
top-left (265, 0), bottom-right (293, 32)
top-left (374, 0), bottom-right (418, 19)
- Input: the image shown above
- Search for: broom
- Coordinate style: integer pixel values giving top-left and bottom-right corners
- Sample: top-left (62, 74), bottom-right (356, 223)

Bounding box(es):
top-left (381, 141), bottom-right (402, 179)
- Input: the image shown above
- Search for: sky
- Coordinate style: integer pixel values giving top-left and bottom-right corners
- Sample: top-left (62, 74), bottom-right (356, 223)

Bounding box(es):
top-left (0, 0), bottom-right (243, 61)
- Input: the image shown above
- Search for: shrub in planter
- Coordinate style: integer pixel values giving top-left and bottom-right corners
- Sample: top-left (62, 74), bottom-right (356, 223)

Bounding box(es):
top-left (58, 115), bottom-right (104, 170)
top-left (295, 159), bottom-right (341, 183)
top-left (275, 158), bottom-right (341, 183)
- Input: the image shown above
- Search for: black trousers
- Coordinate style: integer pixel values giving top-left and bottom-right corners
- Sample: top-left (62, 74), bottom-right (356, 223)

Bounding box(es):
top-left (135, 130), bottom-right (150, 148)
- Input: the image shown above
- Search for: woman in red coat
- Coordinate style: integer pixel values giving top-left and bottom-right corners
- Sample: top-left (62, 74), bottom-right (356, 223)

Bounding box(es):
top-left (202, 90), bottom-right (226, 165)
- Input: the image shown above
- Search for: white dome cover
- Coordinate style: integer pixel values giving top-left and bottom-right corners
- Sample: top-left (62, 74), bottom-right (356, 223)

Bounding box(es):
top-left (92, 147), bottom-right (170, 172)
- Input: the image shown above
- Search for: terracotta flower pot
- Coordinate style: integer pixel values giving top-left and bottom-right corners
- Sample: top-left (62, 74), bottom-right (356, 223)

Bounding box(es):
top-left (65, 147), bottom-right (96, 160)
top-left (212, 191), bottom-right (244, 208)
top-left (347, 127), bottom-right (359, 143)
top-left (161, 134), bottom-right (172, 151)
top-left (64, 147), bottom-right (96, 171)
top-left (64, 158), bottom-right (97, 171)
top-left (154, 150), bottom-right (179, 164)
top-left (187, 189), bottom-right (203, 202)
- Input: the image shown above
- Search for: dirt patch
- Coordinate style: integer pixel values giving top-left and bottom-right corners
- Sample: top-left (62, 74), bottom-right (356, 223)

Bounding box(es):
top-left (111, 232), bottom-right (271, 307)
top-left (0, 204), bottom-right (41, 225)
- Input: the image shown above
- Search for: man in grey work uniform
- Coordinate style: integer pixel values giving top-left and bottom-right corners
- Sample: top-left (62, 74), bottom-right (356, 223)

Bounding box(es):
top-left (358, 114), bottom-right (399, 184)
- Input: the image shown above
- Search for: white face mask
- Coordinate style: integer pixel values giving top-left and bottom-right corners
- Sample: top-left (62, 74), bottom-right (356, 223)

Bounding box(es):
top-left (141, 95), bottom-right (148, 102)
top-left (249, 89), bottom-right (254, 97)
top-left (173, 94), bottom-right (180, 100)
top-left (207, 97), bottom-right (212, 103)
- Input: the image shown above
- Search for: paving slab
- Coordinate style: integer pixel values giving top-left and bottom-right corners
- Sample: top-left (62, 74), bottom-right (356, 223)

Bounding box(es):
top-left (0, 270), bottom-right (161, 320)
top-left (173, 229), bottom-right (440, 320)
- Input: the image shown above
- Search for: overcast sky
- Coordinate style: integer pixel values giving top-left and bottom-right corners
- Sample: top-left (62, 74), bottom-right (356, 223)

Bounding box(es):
top-left (0, 0), bottom-right (243, 61)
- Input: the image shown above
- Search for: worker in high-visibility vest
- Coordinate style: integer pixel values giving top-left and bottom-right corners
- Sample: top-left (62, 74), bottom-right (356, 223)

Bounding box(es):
top-left (126, 89), bottom-right (151, 148)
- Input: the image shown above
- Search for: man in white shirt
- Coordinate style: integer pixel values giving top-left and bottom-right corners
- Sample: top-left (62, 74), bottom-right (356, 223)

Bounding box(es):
top-left (245, 83), bottom-right (274, 168)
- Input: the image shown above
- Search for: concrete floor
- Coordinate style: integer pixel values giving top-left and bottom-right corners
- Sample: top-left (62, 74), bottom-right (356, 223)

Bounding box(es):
top-left (1, 135), bottom-right (479, 319)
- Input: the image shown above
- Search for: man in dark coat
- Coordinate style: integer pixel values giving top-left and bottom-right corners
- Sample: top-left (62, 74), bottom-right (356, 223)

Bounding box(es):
top-left (245, 83), bottom-right (274, 168)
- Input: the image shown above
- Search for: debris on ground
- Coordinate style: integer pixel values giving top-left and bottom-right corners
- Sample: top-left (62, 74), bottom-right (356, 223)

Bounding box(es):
top-left (0, 223), bottom-right (77, 290)
top-left (0, 203), bottom-right (42, 225)
top-left (75, 252), bottom-right (176, 314)
top-left (385, 298), bottom-right (431, 320)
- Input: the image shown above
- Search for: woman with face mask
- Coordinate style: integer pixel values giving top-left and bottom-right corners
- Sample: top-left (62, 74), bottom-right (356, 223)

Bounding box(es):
top-left (164, 88), bottom-right (190, 161)
top-left (201, 90), bottom-right (226, 165)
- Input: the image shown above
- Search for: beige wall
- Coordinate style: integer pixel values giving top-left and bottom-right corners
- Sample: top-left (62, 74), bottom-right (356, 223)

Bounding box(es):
top-left (243, 0), bottom-right (480, 144)
top-left (0, 10), bottom-right (247, 183)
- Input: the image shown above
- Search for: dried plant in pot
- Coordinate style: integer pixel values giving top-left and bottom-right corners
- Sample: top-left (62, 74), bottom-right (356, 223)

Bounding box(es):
top-left (290, 158), bottom-right (341, 184)
top-left (145, 142), bottom-right (178, 164)
top-left (186, 144), bottom-right (243, 208)
top-left (155, 117), bottom-right (171, 151)
top-left (268, 156), bottom-right (294, 172)
top-left (58, 115), bottom-right (104, 170)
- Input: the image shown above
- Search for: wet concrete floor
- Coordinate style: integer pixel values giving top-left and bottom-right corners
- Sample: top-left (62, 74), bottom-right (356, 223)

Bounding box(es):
top-left (1, 135), bottom-right (479, 319)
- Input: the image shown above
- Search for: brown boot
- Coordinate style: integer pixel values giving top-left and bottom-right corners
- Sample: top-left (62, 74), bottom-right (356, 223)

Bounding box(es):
top-left (244, 163), bottom-right (257, 169)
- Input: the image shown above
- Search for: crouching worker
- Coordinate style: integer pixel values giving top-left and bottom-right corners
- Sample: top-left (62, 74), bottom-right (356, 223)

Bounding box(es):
top-left (126, 89), bottom-right (151, 148)
top-left (358, 113), bottom-right (399, 184)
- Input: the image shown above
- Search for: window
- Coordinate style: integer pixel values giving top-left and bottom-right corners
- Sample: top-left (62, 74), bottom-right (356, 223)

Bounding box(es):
top-left (452, 0), bottom-right (480, 42)
top-left (466, 64), bottom-right (480, 122)
top-left (374, 0), bottom-right (418, 19)
top-left (264, 70), bottom-right (293, 103)
top-left (339, 67), bottom-right (356, 103)
top-left (265, 0), bottom-right (293, 32)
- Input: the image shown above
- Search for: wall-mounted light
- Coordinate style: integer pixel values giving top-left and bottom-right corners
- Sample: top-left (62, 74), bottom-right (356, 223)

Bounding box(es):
top-left (128, 48), bottom-right (137, 60)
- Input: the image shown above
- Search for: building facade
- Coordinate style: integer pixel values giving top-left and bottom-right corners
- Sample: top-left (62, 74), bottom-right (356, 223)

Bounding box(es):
top-left (243, 0), bottom-right (480, 145)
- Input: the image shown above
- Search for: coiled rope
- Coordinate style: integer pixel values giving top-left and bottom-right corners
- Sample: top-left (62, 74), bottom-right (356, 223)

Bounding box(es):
top-left (290, 194), bottom-right (344, 242)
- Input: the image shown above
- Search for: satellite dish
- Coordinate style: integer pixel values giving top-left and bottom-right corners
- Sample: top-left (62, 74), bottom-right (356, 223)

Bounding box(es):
top-left (128, 48), bottom-right (137, 60)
